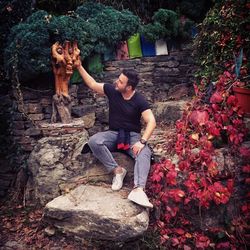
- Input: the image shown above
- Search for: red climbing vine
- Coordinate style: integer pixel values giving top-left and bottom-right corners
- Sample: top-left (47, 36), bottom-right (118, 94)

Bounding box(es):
top-left (149, 67), bottom-right (249, 249)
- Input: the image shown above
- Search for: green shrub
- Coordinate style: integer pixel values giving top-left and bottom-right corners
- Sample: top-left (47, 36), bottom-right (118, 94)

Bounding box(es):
top-left (140, 8), bottom-right (193, 43)
top-left (76, 4), bottom-right (140, 54)
top-left (4, 3), bottom-right (140, 82)
top-left (75, 2), bottom-right (104, 20)
top-left (4, 10), bottom-right (98, 81)
top-left (153, 9), bottom-right (179, 37)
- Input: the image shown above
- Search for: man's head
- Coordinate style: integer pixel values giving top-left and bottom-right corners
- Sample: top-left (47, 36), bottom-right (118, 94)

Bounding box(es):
top-left (122, 69), bottom-right (139, 90)
top-left (115, 69), bottom-right (139, 93)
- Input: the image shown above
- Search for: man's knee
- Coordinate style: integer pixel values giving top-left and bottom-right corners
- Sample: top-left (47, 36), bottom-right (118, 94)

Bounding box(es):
top-left (88, 133), bottom-right (100, 149)
top-left (137, 146), bottom-right (151, 160)
top-left (143, 146), bottom-right (152, 156)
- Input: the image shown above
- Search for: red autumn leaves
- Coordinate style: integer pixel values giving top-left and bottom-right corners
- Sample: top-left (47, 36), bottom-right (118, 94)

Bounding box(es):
top-left (148, 66), bottom-right (248, 248)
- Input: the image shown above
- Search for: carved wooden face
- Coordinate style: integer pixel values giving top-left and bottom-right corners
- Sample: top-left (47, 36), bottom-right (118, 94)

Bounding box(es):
top-left (51, 41), bottom-right (80, 75)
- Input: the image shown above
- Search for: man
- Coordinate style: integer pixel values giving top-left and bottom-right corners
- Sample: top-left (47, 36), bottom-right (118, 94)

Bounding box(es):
top-left (76, 61), bottom-right (156, 208)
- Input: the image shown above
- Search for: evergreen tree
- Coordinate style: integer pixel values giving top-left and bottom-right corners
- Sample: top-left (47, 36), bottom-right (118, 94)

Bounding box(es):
top-left (4, 3), bottom-right (140, 82)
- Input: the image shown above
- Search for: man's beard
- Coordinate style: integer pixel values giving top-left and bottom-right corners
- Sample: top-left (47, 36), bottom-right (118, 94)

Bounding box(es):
top-left (115, 83), bottom-right (127, 93)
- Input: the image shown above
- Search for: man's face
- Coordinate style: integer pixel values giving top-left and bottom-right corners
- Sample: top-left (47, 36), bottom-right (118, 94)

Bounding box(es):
top-left (115, 73), bottom-right (129, 93)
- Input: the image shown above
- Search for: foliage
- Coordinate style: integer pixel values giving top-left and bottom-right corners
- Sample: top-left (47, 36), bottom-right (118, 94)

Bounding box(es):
top-left (76, 3), bottom-right (140, 54)
top-left (75, 1), bottom-right (104, 20)
top-left (177, 17), bottom-right (194, 41)
top-left (48, 14), bottom-right (98, 57)
top-left (0, 0), bottom-right (33, 83)
top-left (152, 9), bottom-right (179, 37)
top-left (149, 68), bottom-right (249, 249)
top-left (0, 0), bottom-right (33, 49)
top-left (140, 9), bottom-right (178, 43)
top-left (193, 0), bottom-right (250, 86)
top-left (4, 3), bottom-right (140, 82)
top-left (140, 22), bottom-right (167, 42)
top-left (140, 8), bottom-right (193, 43)
top-left (179, 0), bottom-right (213, 22)
top-left (4, 11), bottom-right (51, 81)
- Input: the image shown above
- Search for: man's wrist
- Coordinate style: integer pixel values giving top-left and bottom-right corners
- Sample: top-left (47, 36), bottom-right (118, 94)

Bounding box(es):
top-left (140, 138), bottom-right (147, 145)
top-left (76, 64), bottom-right (82, 70)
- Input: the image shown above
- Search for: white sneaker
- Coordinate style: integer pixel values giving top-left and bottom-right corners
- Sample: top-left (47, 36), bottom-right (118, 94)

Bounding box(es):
top-left (128, 187), bottom-right (153, 208)
top-left (111, 167), bottom-right (127, 191)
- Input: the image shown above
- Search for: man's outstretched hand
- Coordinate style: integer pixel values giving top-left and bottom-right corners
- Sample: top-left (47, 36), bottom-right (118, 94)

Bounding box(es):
top-left (73, 55), bottom-right (82, 70)
top-left (72, 41), bottom-right (82, 70)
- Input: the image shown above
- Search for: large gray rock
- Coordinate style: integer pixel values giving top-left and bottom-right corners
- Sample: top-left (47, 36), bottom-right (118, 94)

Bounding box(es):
top-left (25, 130), bottom-right (89, 205)
top-left (44, 185), bottom-right (149, 241)
top-left (25, 129), bottom-right (135, 205)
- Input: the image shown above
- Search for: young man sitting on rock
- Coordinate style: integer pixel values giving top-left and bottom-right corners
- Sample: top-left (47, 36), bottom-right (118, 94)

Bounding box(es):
top-left (76, 60), bottom-right (156, 208)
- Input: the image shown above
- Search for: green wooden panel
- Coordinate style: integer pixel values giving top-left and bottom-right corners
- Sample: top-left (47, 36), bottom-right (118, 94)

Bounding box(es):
top-left (127, 33), bottom-right (142, 58)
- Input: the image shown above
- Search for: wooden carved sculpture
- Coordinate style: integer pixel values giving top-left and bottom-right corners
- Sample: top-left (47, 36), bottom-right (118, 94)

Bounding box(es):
top-left (51, 41), bottom-right (80, 123)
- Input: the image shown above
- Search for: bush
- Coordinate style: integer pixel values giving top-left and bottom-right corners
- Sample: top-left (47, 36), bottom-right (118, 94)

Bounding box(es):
top-left (4, 10), bottom-right (98, 81)
top-left (75, 1), bottom-right (104, 20)
top-left (140, 8), bottom-right (193, 43)
top-left (193, 0), bottom-right (250, 84)
top-left (0, 0), bottom-right (33, 83)
top-left (76, 4), bottom-right (140, 54)
top-left (4, 3), bottom-right (140, 82)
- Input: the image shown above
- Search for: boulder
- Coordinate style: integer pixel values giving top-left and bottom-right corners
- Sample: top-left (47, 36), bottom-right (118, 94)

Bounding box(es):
top-left (25, 130), bottom-right (89, 205)
top-left (25, 129), bottom-right (135, 205)
top-left (44, 185), bottom-right (149, 241)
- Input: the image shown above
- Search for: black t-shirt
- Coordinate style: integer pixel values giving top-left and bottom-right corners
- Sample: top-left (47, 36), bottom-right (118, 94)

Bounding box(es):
top-left (104, 83), bottom-right (150, 133)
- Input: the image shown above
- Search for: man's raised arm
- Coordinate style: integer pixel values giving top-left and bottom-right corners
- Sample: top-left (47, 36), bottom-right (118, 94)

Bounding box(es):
top-left (77, 64), bottom-right (104, 95)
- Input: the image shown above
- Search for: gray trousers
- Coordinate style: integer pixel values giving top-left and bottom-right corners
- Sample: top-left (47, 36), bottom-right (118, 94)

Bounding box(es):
top-left (88, 130), bottom-right (152, 188)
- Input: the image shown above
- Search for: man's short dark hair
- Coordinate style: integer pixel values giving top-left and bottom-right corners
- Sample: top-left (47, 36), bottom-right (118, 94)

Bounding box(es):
top-left (122, 69), bottom-right (139, 90)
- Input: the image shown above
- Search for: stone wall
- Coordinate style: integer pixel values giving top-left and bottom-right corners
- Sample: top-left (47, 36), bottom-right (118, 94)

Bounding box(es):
top-left (0, 47), bottom-right (196, 197)
top-left (100, 49), bottom-right (195, 103)
top-left (0, 94), bottom-right (14, 196)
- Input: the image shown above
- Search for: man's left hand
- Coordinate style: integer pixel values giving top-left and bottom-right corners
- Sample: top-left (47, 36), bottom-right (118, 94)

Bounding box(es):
top-left (131, 141), bottom-right (145, 156)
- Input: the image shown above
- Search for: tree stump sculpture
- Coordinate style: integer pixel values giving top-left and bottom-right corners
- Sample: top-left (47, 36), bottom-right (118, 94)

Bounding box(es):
top-left (51, 41), bottom-right (80, 123)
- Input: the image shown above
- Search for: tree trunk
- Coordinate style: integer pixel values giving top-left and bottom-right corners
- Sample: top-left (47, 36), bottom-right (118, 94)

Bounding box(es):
top-left (51, 94), bottom-right (72, 123)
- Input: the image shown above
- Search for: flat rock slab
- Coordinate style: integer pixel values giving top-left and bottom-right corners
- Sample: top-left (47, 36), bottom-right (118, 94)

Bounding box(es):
top-left (44, 185), bottom-right (149, 242)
